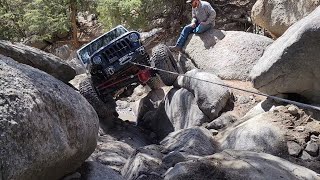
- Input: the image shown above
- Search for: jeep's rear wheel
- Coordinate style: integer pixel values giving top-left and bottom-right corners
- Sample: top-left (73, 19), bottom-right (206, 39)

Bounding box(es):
top-left (79, 77), bottom-right (117, 125)
top-left (150, 44), bottom-right (179, 86)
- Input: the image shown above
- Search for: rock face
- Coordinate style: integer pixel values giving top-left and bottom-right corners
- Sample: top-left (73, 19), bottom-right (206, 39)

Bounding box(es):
top-left (218, 112), bottom-right (287, 155)
top-left (77, 162), bottom-right (125, 180)
top-left (251, 0), bottom-right (320, 37)
top-left (121, 127), bottom-right (217, 180)
top-left (87, 120), bottom-right (156, 176)
top-left (139, 70), bottom-right (230, 139)
top-left (184, 29), bottom-right (273, 80)
top-left (250, 6), bottom-right (320, 103)
top-left (136, 88), bottom-right (167, 122)
top-left (54, 44), bottom-right (72, 60)
top-left (241, 99), bottom-right (275, 121)
top-left (164, 150), bottom-right (320, 180)
top-left (216, 104), bottom-right (320, 173)
top-left (69, 73), bottom-right (88, 90)
top-left (205, 112), bottom-right (238, 130)
top-left (68, 58), bottom-right (86, 75)
top-left (121, 145), bottom-right (166, 180)
top-left (96, 140), bottom-right (135, 172)
top-left (160, 127), bottom-right (217, 156)
top-left (0, 55), bottom-right (99, 180)
top-left (162, 88), bottom-right (210, 130)
top-left (175, 69), bottom-right (231, 120)
top-left (0, 40), bottom-right (76, 83)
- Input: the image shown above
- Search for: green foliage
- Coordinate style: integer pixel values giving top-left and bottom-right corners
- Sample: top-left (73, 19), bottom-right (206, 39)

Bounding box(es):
top-left (97, 0), bottom-right (142, 30)
top-left (97, 0), bottom-right (169, 31)
top-left (0, 0), bottom-right (96, 41)
top-left (0, 0), bottom-right (187, 41)
top-left (23, 0), bottom-right (70, 40)
top-left (97, 0), bottom-right (189, 31)
top-left (0, 0), bottom-right (28, 41)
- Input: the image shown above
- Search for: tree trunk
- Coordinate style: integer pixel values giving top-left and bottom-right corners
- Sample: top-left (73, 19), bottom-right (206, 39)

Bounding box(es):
top-left (70, 0), bottom-right (79, 48)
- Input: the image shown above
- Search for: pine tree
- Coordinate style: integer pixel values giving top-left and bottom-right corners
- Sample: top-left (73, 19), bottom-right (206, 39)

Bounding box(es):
top-left (0, 0), bottom-right (96, 43)
top-left (0, 0), bottom-right (29, 41)
top-left (96, 0), bottom-right (188, 31)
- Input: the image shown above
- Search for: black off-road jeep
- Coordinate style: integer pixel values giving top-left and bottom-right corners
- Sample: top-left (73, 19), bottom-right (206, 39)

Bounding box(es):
top-left (77, 25), bottom-right (178, 120)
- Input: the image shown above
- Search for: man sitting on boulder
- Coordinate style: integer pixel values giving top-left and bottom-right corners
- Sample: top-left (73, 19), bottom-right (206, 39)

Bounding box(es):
top-left (170, 0), bottom-right (216, 52)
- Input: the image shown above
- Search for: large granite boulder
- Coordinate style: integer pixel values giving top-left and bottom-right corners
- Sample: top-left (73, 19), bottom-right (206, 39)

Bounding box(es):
top-left (175, 69), bottom-right (231, 120)
top-left (184, 29), bottom-right (273, 80)
top-left (0, 40), bottom-right (76, 83)
top-left (77, 162), bottom-right (125, 180)
top-left (121, 127), bottom-right (218, 180)
top-left (160, 127), bottom-right (217, 156)
top-left (250, 6), bottom-right (320, 103)
top-left (0, 55), bottom-right (99, 180)
top-left (216, 104), bottom-right (320, 173)
top-left (164, 150), bottom-right (320, 180)
top-left (251, 0), bottom-right (320, 37)
top-left (139, 70), bottom-right (230, 139)
top-left (95, 140), bottom-right (135, 172)
top-left (135, 88), bottom-right (167, 122)
top-left (217, 112), bottom-right (287, 156)
top-left (121, 145), bottom-right (166, 180)
top-left (168, 88), bottom-right (210, 127)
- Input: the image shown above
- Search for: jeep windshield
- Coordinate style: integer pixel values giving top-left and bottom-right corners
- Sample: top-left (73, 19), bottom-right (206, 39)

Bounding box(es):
top-left (77, 26), bottom-right (128, 66)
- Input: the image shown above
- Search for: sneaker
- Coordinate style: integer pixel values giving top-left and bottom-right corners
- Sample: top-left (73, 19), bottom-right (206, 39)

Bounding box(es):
top-left (169, 45), bottom-right (182, 52)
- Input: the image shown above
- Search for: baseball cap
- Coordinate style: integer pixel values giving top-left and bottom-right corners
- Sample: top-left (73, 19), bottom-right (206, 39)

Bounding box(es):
top-left (186, 0), bottom-right (193, 3)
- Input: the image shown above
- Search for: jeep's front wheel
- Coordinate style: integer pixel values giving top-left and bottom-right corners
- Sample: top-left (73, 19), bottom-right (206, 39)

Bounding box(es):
top-left (79, 77), bottom-right (117, 125)
top-left (150, 44), bottom-right (179, 86)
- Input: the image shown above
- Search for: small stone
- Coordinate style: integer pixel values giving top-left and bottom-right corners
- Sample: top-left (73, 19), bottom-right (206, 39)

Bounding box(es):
top-left (287, 141), bottom-right (302, 157)
top-left (270, 105), bottom-right (278, 113)
top-left (116, 100), bottom-right (130, 109)
top-left (300, 150), bottom-right (313, 161)
top-left (284, 120), bottom-right (293, 126)
top-left (310, 135), bottom-right (319, 142)
top-left (238, 96), bottom-right (250, 104)
top-left (205, 113), bottom-right (237, 130)
top-left (210, 129), bottom-right (219, 136)
top-left (305, 142), bottom-right (319, 157)
top-left (288, 106), bottom-right (299, 115)
top-left (274, 106), bottom-right (284, 111)
top-left (287, 126), bottom-right (294, 129)
top-left (295, 126), bottom-right (305, 132)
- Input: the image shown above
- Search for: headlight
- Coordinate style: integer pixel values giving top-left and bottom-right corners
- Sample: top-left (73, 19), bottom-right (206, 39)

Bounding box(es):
top-left (129, 33), bottom-right (139, 42)
top-left (92, 56), bottom-right (102, 65)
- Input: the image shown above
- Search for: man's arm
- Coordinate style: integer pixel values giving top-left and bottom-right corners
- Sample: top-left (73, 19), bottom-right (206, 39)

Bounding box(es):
top-left (203, 3), bottom-right (216, 25)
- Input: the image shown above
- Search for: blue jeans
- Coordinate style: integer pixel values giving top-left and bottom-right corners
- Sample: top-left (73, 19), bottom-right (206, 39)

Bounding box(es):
top-left (176, 23), bottom-right (211, 48)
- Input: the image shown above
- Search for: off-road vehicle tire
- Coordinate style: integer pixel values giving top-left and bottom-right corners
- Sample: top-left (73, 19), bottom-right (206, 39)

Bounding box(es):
top-left (150, 44), bottom-right (179, 86)
top-left (79, 77), bottom-right (117, 122)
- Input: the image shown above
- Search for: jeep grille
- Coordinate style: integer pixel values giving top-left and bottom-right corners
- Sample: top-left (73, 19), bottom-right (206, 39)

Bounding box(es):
top-left (103, 38), bottom-right (134, 61)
